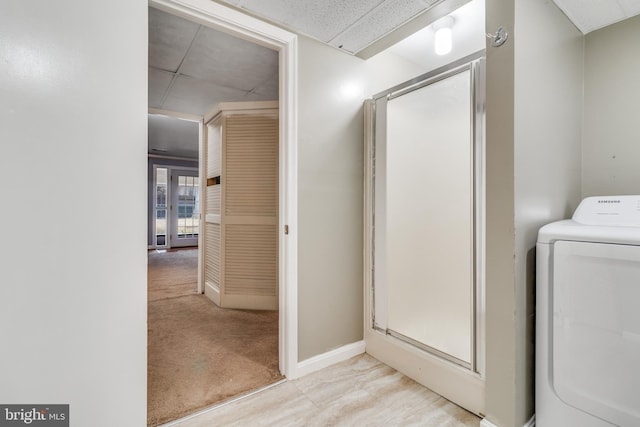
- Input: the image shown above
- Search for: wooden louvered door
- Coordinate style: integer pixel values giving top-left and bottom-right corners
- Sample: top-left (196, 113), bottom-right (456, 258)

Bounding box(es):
top-left (203, 102), bottom-right (278, 310)
top-left (204, 115), bottom-right (222, 305)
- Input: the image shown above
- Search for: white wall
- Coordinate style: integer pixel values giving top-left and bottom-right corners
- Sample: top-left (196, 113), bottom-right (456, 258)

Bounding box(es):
top-left (583, 14), bottom-right (640, 197)
top-left (0, 1), bottom-right (148, 426)
top-left (484, 0), bottom-right (516, 423)
top-left (513, 0), bottom-right (583, 424)
top-left (297, 36), bottom-right (366, 360)
top-left (297, 35), bottom-right (426, 361)
top-left (363, 50), bottom-right (432, 94)
top-left (484, 0), bottom-right (584, 425)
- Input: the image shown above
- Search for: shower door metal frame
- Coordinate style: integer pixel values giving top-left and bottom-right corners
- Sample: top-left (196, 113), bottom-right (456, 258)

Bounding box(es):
top-left (366, 50), bottom-right (486, 375)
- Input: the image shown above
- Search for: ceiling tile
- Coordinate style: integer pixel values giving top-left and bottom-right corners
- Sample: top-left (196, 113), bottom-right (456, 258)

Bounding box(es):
top-left (619, 0), bottom-right (640, 16)
top-left (148, 68), bottom-right (174, 109)
top-left (330, 0), bottom-right (440, 53)
top-left (162, 75), bottom-right (252, 116)
top-left (243, 91), bottom-right (279, 103)
top-left (148, 114), bottom-right (199, 158)
top-left (250, 71), bottom-right (279, 99)
top-left (222, 0), bottom-right (385, 41)
top-left (552, 0), bottom-right (640, 33)
top-left (149, 8), bottom-right (199, 72)
top-left (179, 25), bottom-right (278, 92)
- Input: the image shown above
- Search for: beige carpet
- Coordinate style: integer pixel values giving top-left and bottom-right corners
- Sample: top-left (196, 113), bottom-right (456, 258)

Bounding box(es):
top-left (148, 249), bottom-right (199, 301)
top-left (147, 249), bottom-right (282, 426)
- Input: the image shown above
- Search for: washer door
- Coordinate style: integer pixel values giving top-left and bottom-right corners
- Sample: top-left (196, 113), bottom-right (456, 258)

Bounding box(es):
top-left (553, 241), bottom-right (640, 426)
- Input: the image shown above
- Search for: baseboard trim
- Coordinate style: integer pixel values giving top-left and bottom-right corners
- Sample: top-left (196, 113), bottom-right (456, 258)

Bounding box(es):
top-left (481, 414), bottom-right (535, 427)
top-left (293, 340), bottom-right (366, 379)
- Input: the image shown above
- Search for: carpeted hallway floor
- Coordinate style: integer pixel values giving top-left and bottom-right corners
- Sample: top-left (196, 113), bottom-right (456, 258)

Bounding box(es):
top-left (147, 249), bottom-right (281, 426)
top-left (148, 249), bottom-right (199, 301)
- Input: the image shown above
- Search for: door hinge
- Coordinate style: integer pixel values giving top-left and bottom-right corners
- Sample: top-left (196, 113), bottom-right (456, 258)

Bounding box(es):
top-left (284, 225), bottom-right (289, 235)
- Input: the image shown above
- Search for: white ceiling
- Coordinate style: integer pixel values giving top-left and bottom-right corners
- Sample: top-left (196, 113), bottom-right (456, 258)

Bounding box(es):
top-left (388, 0), bottom-right (485, 70)
top-left (219, 0), bottom-right (445, 54)
top-left (148, 114), bottom-right (199, 158)
top-left (148, 0), bottom-right (640, 159)
top-left (148, 7), bottom-right (279, 158)
top-left (149, 7), bottom-right (278, 116)
top-left (552, 0), bottom-right (640, 33)
top-left (218, 0), bottom-right (640, 52)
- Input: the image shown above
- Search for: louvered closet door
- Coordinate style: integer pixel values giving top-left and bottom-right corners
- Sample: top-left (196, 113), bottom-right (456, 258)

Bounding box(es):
top-left (203, 116), bottom-right (222, 306)
top-left (221, 114), bottom-right (278, 310)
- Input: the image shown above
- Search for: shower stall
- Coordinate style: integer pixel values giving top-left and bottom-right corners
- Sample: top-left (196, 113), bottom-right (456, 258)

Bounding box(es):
top-left (364, 51), bottom-right (486, 413)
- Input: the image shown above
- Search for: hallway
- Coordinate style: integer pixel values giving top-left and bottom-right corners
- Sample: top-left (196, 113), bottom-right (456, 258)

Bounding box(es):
top-left (147, 249), bottom-right (281, 425)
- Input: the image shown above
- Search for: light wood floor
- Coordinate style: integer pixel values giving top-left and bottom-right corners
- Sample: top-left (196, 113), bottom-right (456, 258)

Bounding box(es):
top-left (164, 353), bottom-right (481, 427)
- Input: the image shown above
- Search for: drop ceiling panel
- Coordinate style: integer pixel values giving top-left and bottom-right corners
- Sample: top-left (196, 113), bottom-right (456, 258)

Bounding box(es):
top-left (331, 0), bottom-right (440, 53)
top-left (552, 0), bottom-right (640, 33)
top-left (180, 25), bottom-right (278, 92)
top-left (148, 68), bottom-right (174, 109)
top-left (149, 8), bottom-right (199, 72)
top-left (223, 0), bottom-right (385, 42)
top-left (243, 92), bottom-right (278, 103)
top-left (162, 75), bottom-right (253, 116)
top-left (221, 0), bottom-right (452, 54)
top-left (620, 0), bottom-right (640, 15)
top-left (250, 72), bottom-right (279, 99)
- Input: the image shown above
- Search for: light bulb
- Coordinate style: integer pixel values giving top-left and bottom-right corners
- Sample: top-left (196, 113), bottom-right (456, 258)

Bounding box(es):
top-left (434, 27), bottom-right (452, 55)
top-left (433, 16), bottom-right (454, 56)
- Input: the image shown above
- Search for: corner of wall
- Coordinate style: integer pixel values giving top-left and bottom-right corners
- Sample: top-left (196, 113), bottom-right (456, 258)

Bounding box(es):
top-left (293, 341), bottom-right (366, 379)
top-left (582, 15), bottom-right (640, 197)
top-left (484, 0), bottom-right (516, 425)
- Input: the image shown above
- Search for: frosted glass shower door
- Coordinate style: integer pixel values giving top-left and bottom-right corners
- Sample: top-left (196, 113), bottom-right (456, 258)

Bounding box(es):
top-left (384, 69), bottom-right (474, 365)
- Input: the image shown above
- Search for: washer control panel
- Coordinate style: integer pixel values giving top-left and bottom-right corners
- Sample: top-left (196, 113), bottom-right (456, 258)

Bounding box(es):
top-left (572, 195), bottom-right (640, 227)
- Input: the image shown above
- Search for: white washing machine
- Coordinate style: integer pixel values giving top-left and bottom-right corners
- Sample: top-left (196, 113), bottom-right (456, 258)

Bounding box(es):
top-left (536, 195), bottom-right (640, 427)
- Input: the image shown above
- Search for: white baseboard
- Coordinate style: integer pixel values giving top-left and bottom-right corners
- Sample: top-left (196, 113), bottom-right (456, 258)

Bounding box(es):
top-left (293, 340), bottom-right (366, 379)
top-left (481, 414), bottom-right (535, 427)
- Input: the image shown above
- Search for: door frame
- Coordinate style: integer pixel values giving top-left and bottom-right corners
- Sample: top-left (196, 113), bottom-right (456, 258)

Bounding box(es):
top-left (150, 0), bottom-right (299, 379)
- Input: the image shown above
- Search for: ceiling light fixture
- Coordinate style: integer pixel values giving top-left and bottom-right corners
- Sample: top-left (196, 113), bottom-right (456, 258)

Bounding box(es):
top-left (433, 16), bottom-right (454, 56)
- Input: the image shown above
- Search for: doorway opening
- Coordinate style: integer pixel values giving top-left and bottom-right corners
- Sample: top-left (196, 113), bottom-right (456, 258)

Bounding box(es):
top-left (146, 0), bottom-right (298, 424)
